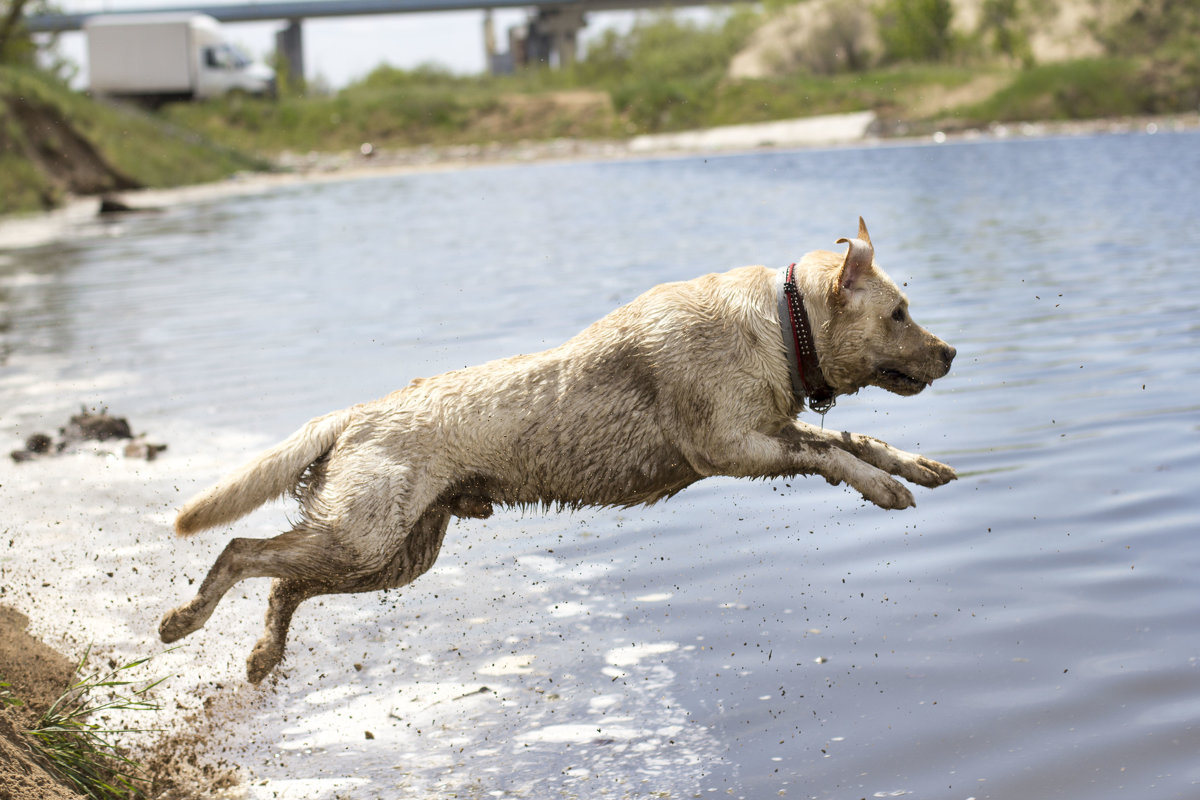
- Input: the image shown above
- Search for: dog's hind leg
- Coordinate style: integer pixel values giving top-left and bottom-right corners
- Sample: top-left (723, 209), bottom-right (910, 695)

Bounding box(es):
top-left (245, 578), bottom-right (319, 683)
top-left (159, 524), bottom-right (357, 645)
top-left (161, 460), bottom-right (435, 647)
top-left (243, 506), bottom-right (454, 683)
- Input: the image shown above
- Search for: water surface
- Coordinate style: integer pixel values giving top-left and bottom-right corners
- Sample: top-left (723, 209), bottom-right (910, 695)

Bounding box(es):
top-left (1, 131), bottom-right (1198, 799)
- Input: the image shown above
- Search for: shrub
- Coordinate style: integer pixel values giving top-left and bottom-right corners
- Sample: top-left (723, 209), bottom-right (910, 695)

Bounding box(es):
top-left (573, 10), bottom-right (760, 132)
top-left (956, 58), bottom-right (1154, 122)
top-left (577, 10), bottom-right (759, 86)
top-left (1098, 0), bottom-right (1200, 57)
top-left (978, 0), bottom-right (1033, 65)
top-left (875, 0), bottom-right (956, 63)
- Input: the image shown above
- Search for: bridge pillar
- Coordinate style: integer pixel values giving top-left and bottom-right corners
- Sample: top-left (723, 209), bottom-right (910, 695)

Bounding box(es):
top-left (531, 6), bottom-right (585, 68)
top-left (275, 18), bottom-right (304, 90)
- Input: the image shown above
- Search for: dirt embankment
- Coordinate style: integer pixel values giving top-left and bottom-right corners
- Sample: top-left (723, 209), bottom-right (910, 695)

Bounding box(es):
top-left (1, 91), bottom-right (140, 209)
top-left (0, 603), bottom-right (241, 800)
top-left (0, 605), bottom-right (85, 800)
top-left (2, 66), bottom-right (268, 216)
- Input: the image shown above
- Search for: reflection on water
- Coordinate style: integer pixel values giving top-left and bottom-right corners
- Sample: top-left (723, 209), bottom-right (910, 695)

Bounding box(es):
top-left (2, 130), bottom-right (1199, 799)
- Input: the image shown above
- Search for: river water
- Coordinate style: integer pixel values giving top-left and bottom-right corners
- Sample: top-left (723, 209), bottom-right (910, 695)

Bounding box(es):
top-left (1, 130), bottom-right (1198, 799)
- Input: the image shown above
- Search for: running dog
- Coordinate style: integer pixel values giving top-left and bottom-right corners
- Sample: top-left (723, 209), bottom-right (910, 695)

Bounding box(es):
top-left (160, 217), bottom-right (957, 682)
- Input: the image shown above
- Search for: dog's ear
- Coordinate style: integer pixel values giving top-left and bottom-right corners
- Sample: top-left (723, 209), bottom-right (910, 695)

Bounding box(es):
top-left (835, 217), bottom-right (875, 292)
top-left (855, 216), bottom-right (871, 246)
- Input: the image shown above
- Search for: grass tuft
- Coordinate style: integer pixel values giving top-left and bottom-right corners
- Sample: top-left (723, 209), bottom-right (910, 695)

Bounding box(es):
top-left (0, 677), bottom-right (23, 707)
top-left (23, 646), bottom-right (167, 800)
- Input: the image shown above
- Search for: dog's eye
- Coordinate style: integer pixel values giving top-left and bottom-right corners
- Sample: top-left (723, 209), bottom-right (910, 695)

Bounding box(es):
top-left (891, 307), bottom-right (906, 323)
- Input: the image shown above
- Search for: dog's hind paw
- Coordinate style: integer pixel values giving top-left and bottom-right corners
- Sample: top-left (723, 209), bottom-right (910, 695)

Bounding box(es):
top-left (246, 643), bottom-right (284, 684)
top-left (159, 605), bottom-right (203, 643)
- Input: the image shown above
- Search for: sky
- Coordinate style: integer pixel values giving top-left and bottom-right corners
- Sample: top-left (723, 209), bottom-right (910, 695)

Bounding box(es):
top-left (48, 0), bottom-right (667, 89)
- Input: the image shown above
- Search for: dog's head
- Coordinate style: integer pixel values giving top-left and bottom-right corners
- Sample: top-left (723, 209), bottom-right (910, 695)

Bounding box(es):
top-left (814, 217), bottom-right (955, 398)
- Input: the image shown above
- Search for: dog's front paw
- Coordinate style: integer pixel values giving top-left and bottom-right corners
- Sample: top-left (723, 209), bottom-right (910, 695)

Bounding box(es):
top-left (848, 469), bottom-right (915, 510)
top-left (872, 479), bottom-right (915, 510)
top-left (912, 456), bottom-right (957, 487)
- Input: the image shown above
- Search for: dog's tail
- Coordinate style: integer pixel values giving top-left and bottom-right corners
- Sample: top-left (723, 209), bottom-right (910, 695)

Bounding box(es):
top-left (174, 408), bottom-right (353, 537)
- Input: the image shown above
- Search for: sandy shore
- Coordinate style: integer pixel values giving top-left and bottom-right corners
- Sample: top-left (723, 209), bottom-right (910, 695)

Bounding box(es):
top-left (2, 109), bottom-right (1195, 254)
top-left (0, 421), bottom-right (721, 798)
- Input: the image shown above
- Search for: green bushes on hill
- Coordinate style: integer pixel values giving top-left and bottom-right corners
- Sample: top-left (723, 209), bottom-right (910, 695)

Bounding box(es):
top-left (3, 1), bottom-right (1200, 217)
top-left (575, 11), bottom-right (759, 131)
top-left (44, 0), bottom-right (1200, 177)
top-left (875, 0), bottom-right (956, 63)
top-left (957, 58), bottom-right (1149, 123)
top-left (161, 65), bottom-right (618, 153)
top-left (0, 67), bottom-right (265, 215)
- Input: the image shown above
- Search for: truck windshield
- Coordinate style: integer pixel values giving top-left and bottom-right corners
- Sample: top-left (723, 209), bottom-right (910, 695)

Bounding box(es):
top-left (203, 43), bottom-right (251, 70)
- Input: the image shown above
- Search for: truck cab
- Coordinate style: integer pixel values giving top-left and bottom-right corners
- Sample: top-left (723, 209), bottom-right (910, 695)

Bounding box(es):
top-left (193, 23), bottom-right (276, 99)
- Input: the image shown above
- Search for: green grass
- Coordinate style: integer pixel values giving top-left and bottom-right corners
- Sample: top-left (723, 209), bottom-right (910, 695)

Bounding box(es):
top-left (165, 75), bottom-right (500, 153)
top-left (160, 59), bottom-right (988, 157)
top-left (953, 57), bottom-right (1177, 123)
top-left (162, 63), bottom-right (627, 154)
top-left (710, 64), bottom-right (984, 126)
top-left (21, 647), bottom-right (166, 800)
top-left (0, 66), bottom-right (267, 215)
top-left (0, 141), bottom-right (50, 210)
top-left (0, 677), bottom-right (20, 708)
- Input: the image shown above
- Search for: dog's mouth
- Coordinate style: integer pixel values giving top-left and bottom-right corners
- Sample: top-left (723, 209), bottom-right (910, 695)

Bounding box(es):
top-left (876, 367), bottom-right (933, 396)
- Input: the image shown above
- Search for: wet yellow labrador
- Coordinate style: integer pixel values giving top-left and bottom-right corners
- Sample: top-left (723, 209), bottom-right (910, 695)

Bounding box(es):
top-left (160, 218), bottom-right (956, 682)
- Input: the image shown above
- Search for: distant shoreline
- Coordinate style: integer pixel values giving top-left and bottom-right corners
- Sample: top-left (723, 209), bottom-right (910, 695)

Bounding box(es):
top-left (1, 110), bottom-right (1195, 253)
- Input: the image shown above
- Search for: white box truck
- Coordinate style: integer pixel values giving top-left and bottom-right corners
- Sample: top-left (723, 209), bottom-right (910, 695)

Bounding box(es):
top-left (86, 13), bottom-right (275, 104)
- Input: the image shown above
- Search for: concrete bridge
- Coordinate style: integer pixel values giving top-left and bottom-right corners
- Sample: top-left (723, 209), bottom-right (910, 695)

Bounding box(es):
top-left (26, 0), bottom-right (736, 83)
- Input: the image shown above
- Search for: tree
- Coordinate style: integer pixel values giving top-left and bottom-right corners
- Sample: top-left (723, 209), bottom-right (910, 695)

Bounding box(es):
top-left (980, 0), bottom-right (1032, 66)
top-left (1100, 0), bottom-right (1200, 56)
top-left (875, 0), bottom-right (956, 63)
top-left (0, 0), bottom-right (34, 65)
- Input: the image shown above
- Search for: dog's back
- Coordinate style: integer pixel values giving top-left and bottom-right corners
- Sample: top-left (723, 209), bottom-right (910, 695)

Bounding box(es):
top-left (315, 265), bottom-right (789, 513)
top-left (175, 266), bottom-right (789, 536)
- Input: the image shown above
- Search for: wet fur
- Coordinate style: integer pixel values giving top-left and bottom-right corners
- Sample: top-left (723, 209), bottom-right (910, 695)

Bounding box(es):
top-left (160, 218), bottom-right (957, 682)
